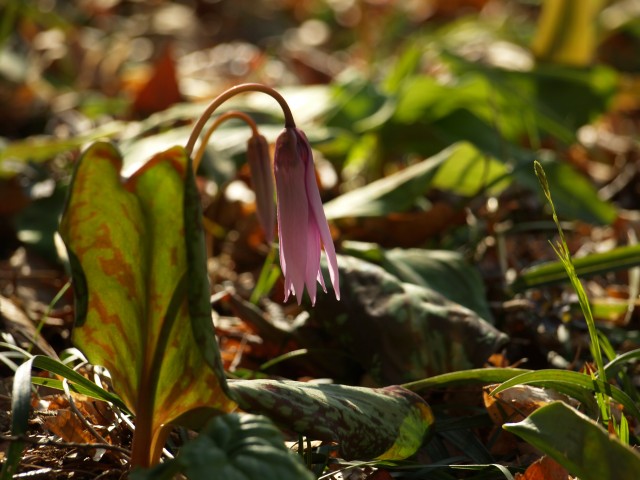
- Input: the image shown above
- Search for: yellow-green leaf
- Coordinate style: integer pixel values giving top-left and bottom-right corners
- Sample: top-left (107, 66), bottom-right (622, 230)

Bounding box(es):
top-left (59, 142), bottom-right (236, 467)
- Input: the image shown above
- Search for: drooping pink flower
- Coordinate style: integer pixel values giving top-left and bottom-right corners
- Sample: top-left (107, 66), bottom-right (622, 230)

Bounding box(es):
top-left (274, 127), bottom-right (340, 305)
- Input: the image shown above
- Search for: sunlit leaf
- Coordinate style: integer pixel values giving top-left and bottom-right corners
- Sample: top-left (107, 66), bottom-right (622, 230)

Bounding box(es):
top-left (531, 0), bottom-right (603, 66)
top-left (322, 143), bottom-right (456, 219)
top-left (131, 414), bottom-right (314, 480)
top-left (59, 142), bottom-right (236, 466)
top-left (229, 379), bottom-right (434, 460)
top-left (504, 401), bottom-right (640, 480)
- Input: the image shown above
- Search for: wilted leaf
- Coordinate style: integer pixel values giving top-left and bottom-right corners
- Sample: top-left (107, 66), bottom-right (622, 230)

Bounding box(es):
top-left (313, 255), bottom-right (508, 384)
top-left (131, 413), bottom-right (314, 480)
top-left (229, 379), bottom-right (434, 460)
top-left (59, 142), bottom-right (236, 466)
top-left (504, 402), bottom-right (640, 480)
top-left (42, 409), bottom-right (97, 444)
top-left (483, 384), bottom-right (579, 425)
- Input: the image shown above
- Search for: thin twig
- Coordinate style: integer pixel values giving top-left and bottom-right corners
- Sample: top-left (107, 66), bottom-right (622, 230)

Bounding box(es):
top-left (62, 379), bottom-right (110, 445)
top-left (0, 434), bottom-right (132, 456)
top-left (61, 379), bottom-right (130, 461)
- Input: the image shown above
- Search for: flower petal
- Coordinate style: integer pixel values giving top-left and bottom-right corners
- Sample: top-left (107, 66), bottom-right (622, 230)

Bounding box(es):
top-left (274, 128), bottom-right (309, 304)
top-left (297, 129), bottom-right (341, 300)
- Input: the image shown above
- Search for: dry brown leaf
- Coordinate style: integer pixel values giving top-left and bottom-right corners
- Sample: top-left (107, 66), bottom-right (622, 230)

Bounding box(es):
top-left (483, 384), bottom-right (579, 425)
top-left (514, 455), bottom-right (571, 480)
top-left (42, 409), bottom-right (97, 444)
top-left (130, 43), bottom-right (182, 116)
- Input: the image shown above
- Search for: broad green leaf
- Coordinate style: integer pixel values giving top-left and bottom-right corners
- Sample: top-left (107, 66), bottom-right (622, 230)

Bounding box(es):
top-left (430, 143), bottom-right (509, 196)
top-left (322, 143), bottom-right (456, 219)
top-left (343, 241), bottom-right (494, 321)
top-left (512, 244), bottom-right (640, 292)
top-left (314, 255), bottom-right (508, 384)
top-left (131, 413), bottom-right (314, 480)
top-left (59, 142), bottom-right (236, 466)
top-left (0, 122), bottom-right (126, 178)
top-left (490, 369), bottom-right (640, 420)
top-left (504, 401), bottom-right (640, 480)
top-left (229, 379), bottom-right (434, 461)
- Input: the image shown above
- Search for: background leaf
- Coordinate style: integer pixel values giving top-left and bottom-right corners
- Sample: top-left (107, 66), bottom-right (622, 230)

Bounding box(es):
top-left (312, 255), bottom-right (508, 384)
top-left (343, 241), bottom-right (494, 321)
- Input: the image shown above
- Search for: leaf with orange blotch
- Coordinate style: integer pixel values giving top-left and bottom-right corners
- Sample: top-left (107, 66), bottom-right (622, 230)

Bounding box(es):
top-left (59, 142), bottom-right (236, 467)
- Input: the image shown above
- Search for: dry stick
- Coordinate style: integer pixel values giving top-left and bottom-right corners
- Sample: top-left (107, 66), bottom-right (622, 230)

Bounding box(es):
top-left (192, 110), bottom-right (260, 172)
top-left (62, 379), bottom-right (131, 461)
top-left (0, 435), bottom-right (131, 456)
top-left (185, 83), bottom-right (295, 157)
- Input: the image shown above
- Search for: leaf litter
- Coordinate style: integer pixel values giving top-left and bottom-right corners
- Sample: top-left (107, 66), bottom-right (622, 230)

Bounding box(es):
top-left (1, 1), bottom-right (640, 479)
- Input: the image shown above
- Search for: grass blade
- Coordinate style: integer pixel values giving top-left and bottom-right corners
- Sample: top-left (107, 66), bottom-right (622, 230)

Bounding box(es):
top-left (0, 357), bottom-right (35, 479)
top-left (489, 369), bottom-right (640, 420)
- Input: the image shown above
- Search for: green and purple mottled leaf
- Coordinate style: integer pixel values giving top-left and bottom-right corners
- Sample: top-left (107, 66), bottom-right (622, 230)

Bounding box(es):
top-left (313, 255), bottom-right (508, 385)
top-left (59, 142), bottom-right (236, 466)
top-left (229, 379), bottom-right (434, 460)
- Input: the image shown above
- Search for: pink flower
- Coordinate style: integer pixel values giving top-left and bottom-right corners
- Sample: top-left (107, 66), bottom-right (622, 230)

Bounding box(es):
top-left (274, 127), bottom-right (340, 305)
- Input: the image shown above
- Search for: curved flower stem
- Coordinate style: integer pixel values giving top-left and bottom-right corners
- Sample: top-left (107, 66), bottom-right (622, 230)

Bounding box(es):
top-left (192, 110), bottom-right (259, 172)
top-left (185, 83), bottom-right (296, 157)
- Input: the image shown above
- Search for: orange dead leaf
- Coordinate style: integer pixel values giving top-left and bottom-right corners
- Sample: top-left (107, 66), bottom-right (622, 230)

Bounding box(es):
top-left (131, 43), bottom-right (182, 117)
top-left (514, 455), bottom-right (571, 480)
top-left (483, 384), bottom-right (579, 425)
top-left (42, 409), bottom-right (98, 444)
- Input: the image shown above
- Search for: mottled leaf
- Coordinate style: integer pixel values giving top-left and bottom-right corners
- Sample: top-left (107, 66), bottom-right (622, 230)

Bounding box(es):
top-left (131, 413), bottom-right (314, 480)
top-left (313, 255), bottom-right (508, 384)
top-left (229, 379), bottom-right (434, 460)
top-left (343, 241), bottom-right (494, 322)
top-left (59, 142), bottom-right (236, 466)
top-left (504, 402), bottom-right (640, 480)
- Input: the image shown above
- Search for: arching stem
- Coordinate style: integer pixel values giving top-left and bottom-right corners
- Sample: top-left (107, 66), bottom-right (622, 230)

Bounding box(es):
top-left (192, 110), bottom-right (259, 172)
top-left (185, 83), bottom-right (295, 157)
